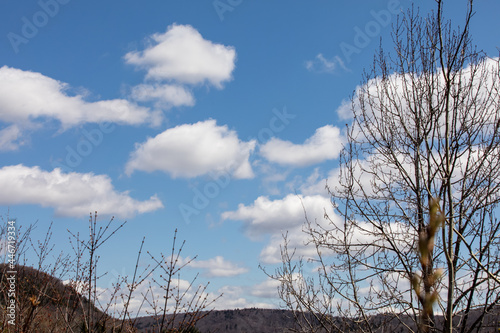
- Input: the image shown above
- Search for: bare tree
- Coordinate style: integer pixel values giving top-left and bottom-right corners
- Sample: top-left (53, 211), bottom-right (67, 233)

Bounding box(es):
top-left (0, 212), bottom-right (221, 333)
top-left (272, 1), bottom-right (500, 332)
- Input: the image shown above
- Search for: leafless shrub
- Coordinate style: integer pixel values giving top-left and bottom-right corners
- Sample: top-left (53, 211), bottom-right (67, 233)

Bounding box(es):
top-left (0, 212), bottom-right (221, 333)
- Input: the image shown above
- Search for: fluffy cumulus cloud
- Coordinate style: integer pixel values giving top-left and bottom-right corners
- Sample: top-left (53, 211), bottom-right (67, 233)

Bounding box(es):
top-left (0, 165), bottom-right (163, 218)
top-left (189, 256), bottom-right (248, 277)
top-left (337, 57), bottom-right (500, 122)
top-left (130, 83), bottom-right (195, 108)
top-left (125, 119), bottom-right (256, 179)
top-left (224, 190), bottom-right (412, 264)
top-left (259, 125), bottom-right (344, 167)
top-left (0, 66), bottom-right (160, 128)
top-left (222, 194), bottom-right (334, 239)
top-left (125, 24), bottom-right (236, 108)
top-left (222, 194), bottom-right (337, 263)
top-left (250, 278), bottom-right (281, 299)
top-left (258, 231), bottom-right (312, 264)
top-left (213, 286), bottom-right (276, 310)
top-left (0, 66), bottom-right (161, 150)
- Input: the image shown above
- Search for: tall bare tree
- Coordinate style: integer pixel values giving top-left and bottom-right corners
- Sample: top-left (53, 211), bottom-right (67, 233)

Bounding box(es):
top-left (272, 1), bottom-right (500, 332)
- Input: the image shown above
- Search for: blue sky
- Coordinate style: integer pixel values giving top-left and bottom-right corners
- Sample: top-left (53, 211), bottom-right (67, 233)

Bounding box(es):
top-left (1, 0), bottom-right (499, 313)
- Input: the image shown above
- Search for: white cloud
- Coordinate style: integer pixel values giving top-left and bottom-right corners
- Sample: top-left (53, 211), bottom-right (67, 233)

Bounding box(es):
top-left (222, 193), bottom-right (349, 264)
top-left (91, 276), bottom-right (209, 317)
top-left (305, 53), bottom-right (348, 74)
top-left (0, 124), bottom-right (27, 151)
top-left (125, 119), bottom-right (256, 179)
top-left (259, 223), bottom-right (327, 265)
top-left (214, 285), bottom-right (276, 310)
top-left (221, 164), bottom-right (411, 263)
top-left (0, 165), bottom-right (163, 218)
top-left (93, 276), bottom-right (277, 316)
top-left (124, 24), bottom-right (236, 88)
top-left (0, 66), bottom-right (161, 130)
top-left (130, 83), bottom-right (195, 108)
top-left (335, 98), bottom-right (354, 120)
top-left (222, 194), bottom-right (335, 240)
top-left (243, 196), bottom-right (413, 265)
top-left (298, 153), bottom-right (412, 202)
top-left (259, 125), bottom-right (344, 167)
top-left (250, 278), bottom-right (281, 299)
top-left (283, 167), bottom-right (330, 198)
top-left (189, 256), bottom-right (248, 277)
top-left (96, 278), bottom-right (275, 316)
top-left (293, 168), bottom-right (330, 197)
top-left (337, 57), bottom-right (500, 124)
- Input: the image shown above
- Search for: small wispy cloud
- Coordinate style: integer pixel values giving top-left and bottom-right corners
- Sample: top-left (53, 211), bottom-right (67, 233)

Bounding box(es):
top-left (305, 53), bottom-right (349, 74)
top-left (189, 256), bottom-right (248, 277)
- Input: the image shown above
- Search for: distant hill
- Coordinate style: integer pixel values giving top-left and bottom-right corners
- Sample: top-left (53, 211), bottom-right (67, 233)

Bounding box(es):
top-left (1, 265), bottom-right (498, 332)
top-left (0, 264), bottom-right (118, 332)
top-left (134, 307), bottom-right (500, 333)
top-left (133, 308), bottom-right (299, 333)
top-left (133, 306), bottom-right (500, 333)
